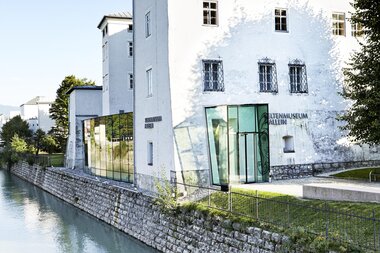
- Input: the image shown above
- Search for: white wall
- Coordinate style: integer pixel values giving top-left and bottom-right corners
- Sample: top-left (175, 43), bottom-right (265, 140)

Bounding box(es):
top-left (134, 0), bottom-right (380, 189)
top-left (166, 0), bottom-right (380, 175)
top-left (66, 89), bottom-right (102, 169)
top-left (20, 98), bottom-right (54, 133)
top-left (134, 0), bottom-right (174, 189)
top-left (100, 18), bottom-right (134, 116)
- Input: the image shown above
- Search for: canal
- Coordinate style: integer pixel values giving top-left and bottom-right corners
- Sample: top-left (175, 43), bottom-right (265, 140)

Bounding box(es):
top-left (0, 169), bottom-right (158, 253)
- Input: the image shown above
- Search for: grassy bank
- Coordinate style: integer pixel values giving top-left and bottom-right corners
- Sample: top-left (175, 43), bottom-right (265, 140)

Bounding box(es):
top-left (333, 167), bottom-right (380, 180)
top-left (181, 187), bottom-right (380, 252)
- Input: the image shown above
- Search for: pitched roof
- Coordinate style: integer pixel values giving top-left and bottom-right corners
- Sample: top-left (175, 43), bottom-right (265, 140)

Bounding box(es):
top-left (21, 96), bottom-right (53, 107)
top-left (97, 12), bottom-right (133, 29)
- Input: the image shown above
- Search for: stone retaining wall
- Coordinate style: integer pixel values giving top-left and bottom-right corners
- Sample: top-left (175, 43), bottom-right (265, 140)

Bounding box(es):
top-left (271, 160), bottom-right (380, 180)
top-left (10, 162), bottom-right (290, 253)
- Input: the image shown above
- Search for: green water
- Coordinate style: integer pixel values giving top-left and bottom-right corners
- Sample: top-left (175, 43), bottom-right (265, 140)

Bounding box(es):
top-left (0, 169), bottom-right (158, 253)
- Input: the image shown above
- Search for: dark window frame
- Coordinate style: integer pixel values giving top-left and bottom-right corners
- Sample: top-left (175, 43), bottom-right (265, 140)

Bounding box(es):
top-left (202, 59), bottom-right (224, 92)
top-left (275, 8), bottom-right (288, 32)
top-left (332, 12), bottom-right (346, 36)
top-left (258, 58), bottom-right (278, 93)
top-left (203, 1), bottom-right (218, 26)
top-left (288, 59), bottom-right (308, 94)
top-left (145, 11), bottom-right (151, 38)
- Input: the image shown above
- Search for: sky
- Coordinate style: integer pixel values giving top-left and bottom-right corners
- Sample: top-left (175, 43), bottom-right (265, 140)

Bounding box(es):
top-left (0, 0), bottom-right (132, 106)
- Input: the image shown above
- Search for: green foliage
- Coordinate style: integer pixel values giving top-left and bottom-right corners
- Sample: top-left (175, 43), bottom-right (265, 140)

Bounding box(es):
top-left (49, 75), bottom-right (95, 152)
top-left (340, 0), bottom-right (380, 145)
top-left (11, 134), bottom-right (29, 153)
top-left (286, 228), bottom-right (362, 252)
top-left (0, 115), bottom-right (32, 145)
top-left (32, 129), bottom-right (46, 155)
top-left (41, 134), bottom-right (59, 154)
top-left (154, 171), bottom-right (178, 212)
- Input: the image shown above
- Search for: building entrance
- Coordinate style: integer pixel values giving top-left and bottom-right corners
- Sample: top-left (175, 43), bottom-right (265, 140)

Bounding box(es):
top-left (205, 105), bottom-right (269, 186)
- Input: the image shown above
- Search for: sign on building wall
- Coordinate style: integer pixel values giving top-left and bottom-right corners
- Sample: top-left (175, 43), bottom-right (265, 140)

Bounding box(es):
top-left (145, 116), bottom-right (162, 129)
top-left (269, 113), bottom-right (308, 125)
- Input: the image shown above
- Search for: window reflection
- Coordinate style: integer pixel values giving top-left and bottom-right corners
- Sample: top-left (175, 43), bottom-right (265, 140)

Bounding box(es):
top-left (83, 113), bottom-right (134, 183)
top-left (206, 105), bottom-right (269, 186)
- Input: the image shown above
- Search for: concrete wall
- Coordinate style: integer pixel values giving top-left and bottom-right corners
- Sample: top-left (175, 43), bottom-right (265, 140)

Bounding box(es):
top-left (66, 89), bottom-right (102, 169)
top-left (10, 162), bottom-right (291, 253)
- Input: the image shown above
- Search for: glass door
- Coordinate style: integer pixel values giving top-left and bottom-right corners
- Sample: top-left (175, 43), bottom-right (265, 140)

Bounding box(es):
top-left (238, 133), bottom-right (258, 183)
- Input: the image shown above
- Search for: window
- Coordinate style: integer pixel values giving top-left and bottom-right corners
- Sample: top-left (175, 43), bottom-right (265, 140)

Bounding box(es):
top-left (203, 60), bottom-right (224, 92)
top-left (332, 12), bottom-right (345, 36)
top-left (258, 58), bottom-right (278, 93)
top-left (102, 42), bottom-right (108, 61)
top-left (146, 68), bottom-right (152, 97)
top-left (147, 141), bottom-right (153, 166)
top-left (128, 42), bottom-right (133, 57)
top-left (145, 12), bottom-right (151, 37)
top-left (289, 60), bottom-right (308, 93)
top-left (129, 73), bottom-right (133, 89)
top-left (128, 24), bottom-right (133, 32)
top-left (351, 22), bottom-right (363, 37)
top-left (275, 8), bottom-right (287, 31)
top-left (283, 136), bottom-right (295, 153)
top-left (203, 1), bottom-right (218, 25)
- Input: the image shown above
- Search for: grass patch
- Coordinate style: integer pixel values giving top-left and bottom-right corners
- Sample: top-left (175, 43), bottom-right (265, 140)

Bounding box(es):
top-left (48, 153), bottom-right (64, 167)
top-left (184, 187), bottom-right (380, 251)
top-left (333, 167), bottom-right (380, 180)
top-left (37, 153), bottom-right (64, 167)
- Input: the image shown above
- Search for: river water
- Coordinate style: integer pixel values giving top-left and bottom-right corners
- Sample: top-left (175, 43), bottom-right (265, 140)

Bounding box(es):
top-left (0, 169), bottom-right (158, 253)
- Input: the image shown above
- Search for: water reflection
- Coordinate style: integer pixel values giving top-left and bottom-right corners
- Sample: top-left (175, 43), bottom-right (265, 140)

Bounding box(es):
top-left (0, 169), bottom-right (158, 253)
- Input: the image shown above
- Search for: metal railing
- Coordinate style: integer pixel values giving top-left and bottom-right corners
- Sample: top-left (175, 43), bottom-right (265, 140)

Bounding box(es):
top-left (176, 182), bottom-right (380, 252)
top-left (22, 154), bottom-right (51, 167)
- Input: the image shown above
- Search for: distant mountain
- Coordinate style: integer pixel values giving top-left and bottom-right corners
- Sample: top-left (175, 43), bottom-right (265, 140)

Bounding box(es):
top-left (0, 104), bottom-right (19, 117)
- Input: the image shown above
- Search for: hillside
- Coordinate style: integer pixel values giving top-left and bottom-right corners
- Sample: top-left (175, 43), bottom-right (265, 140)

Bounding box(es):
top-left (0, 104), bottom-right (19, 116)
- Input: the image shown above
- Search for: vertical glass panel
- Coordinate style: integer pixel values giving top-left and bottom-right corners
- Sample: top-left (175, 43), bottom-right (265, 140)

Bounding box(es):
top-left (206, 107), bottom-right (228, 186)
top-left (106, 116), bottom-right (113, 174)
top-left (238, 134), bottom-right (246, 183)
top-left (228, 106), bottom-right (239, 184)
top-left (94, 118), bottom-right (101, 174)
top-left (238, 106), bottom-right (256, 132)
top-left (257, 105), bottom-right (269, 182)
top-left (112, 114), bottom-right (121, 176)
top-left (99, 117), bottom-right (107, 171)
top-left (246, 133), bottom-right (256, 183)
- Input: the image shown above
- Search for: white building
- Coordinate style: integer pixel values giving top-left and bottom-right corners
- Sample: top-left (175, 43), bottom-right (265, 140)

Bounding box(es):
top-left (66, 13), bottom-right (134, 169)
top-left (133, 0), bottom-right (380, 190)
top-left (66, 86), bottom-right (103, 169)
top-left (98, 12), bottom-right (134, 115)
top-left (20, 96), bottom-right (55, 133)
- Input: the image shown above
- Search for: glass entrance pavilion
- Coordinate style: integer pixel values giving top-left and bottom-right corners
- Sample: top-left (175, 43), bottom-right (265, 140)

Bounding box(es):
top-left (205, 105), bottom-right (269, 186)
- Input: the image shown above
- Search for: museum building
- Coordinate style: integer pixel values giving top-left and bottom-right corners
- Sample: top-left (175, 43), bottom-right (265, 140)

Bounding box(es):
top-left (68, 1), bottom-right (380, 193)
top-left (132, 0), bottom-right (380, 191)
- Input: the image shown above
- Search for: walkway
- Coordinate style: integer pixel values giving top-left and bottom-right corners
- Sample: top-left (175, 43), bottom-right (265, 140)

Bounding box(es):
top-left (233, 168), bottom-right (380, 199)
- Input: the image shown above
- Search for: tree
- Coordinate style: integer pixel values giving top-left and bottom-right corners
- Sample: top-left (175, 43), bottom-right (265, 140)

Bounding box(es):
top-left (41, 135), bottom-right (59, 154)
top-left (0, 115), bottom-right (32, 145)
top-left (32, 129), bottom-right (46, 155)
top-left (11, 134), bottom-right (29, 153)
top-left (50, 75), bottom-right (95, 152)
top-left (340, 0), bottom-right (380, 145)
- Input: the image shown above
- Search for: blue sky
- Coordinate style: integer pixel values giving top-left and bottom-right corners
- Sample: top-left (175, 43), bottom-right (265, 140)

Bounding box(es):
top-left (0, 0), bottom-right (132, 106)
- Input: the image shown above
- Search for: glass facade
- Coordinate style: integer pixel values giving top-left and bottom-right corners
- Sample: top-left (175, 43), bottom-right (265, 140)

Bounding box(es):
top-left (206, 105), bottom-right (269, 186)
top-left (83, 113), bottom-right (134, 183)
